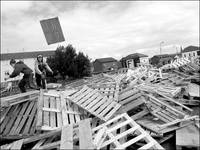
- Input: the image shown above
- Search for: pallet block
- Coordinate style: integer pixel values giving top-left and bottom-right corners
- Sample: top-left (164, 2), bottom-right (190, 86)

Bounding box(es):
top-left (92, 113), bottom-right (164, 149)
top-left (68, 85), bottom-right (121, 121)
top-left (36, 91), bottom-right (87, 131)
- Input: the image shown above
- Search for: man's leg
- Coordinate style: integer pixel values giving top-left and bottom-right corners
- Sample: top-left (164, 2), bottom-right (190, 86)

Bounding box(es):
top-left (28, 73), bottom-right (39, 90)
top-left (18, 78), bottom-right (26, 93)
top-left (41, 78), bottom-right (46, 89)
top-left (35, 73), bottom-right (42, 88)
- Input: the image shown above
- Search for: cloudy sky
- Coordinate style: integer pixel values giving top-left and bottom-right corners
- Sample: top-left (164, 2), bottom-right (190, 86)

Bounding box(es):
top-left (1, 1), bottom-right (199, 60)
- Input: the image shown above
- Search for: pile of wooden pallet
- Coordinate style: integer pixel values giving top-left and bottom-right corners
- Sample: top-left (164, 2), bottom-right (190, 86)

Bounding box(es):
top-left (0, 69), bottom-right (199, 149)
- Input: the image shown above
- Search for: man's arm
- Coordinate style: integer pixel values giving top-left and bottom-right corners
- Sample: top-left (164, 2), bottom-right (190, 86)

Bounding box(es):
top-left (44, 62), bottom-right (53, 73)
top-left (35, 61), bottom-right (42, 75)
top-left (9, 64), bottom-right (21, 78)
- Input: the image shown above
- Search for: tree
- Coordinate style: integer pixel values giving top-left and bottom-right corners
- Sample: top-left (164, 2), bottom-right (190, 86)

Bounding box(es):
top-left (75, 52), bottom-right (91, 78)
top-left (47, 44), bottom-right (91, 80)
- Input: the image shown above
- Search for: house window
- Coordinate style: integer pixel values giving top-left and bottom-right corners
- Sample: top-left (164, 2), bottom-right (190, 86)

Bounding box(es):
top-left (197, 51), bottom-right (200, 56)
top-left (184, 54), bottom-right (186, 57)
top-left (189, 53), bottom-right (191, 57)
top-left (193, 52), bottom-right (195, 56)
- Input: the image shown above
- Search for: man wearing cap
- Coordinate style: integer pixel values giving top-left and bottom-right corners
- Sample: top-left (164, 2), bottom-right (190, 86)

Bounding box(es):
top-left (5, 59), bottom-right (39, 93)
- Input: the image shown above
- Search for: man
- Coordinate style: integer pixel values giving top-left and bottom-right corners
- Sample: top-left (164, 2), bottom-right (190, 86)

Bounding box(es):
top-left (5, 59), bottom-right (39, 93)
top-left (35, 54), bottom-right (53, 89)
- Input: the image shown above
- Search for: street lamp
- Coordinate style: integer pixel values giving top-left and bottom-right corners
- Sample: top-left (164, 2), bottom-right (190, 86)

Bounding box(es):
top-left (160, 41), bottom-right (164, 54)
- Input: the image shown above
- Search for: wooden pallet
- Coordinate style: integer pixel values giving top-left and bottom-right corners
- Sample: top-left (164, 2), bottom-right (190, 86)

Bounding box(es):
top-left (36, 91), bottom-right (87, 131)
top-left (68, 86), bottom-right (121, 121)
top-left (0, 99), bottom-right (38, 139)
top-left (143, 94), bottom-right (197, 130)
top-left (118, 88), bottom-right (146, 112)
top-left (118, 87), bottom-right (150, 121)
top-left (92, 113), bottom-right (164, 149)
top-left (86, 75), bottom-right (115, 85)
top-left (89, 83), bottom-right (120, 101)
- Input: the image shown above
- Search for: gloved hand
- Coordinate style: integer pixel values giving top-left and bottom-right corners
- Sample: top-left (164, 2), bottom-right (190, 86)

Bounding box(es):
top-left (6, 82), bottom-right (12, 91)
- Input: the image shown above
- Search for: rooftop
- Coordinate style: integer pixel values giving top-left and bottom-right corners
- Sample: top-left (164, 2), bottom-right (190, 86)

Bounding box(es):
top-left (1, 50), bottom-right (55, 61)
top-left (122, 53), bottom-right (148, 61)
top-left (95, 57), bottom-right (117, 63)
top-left (182, 46), bottom-right (199, 53)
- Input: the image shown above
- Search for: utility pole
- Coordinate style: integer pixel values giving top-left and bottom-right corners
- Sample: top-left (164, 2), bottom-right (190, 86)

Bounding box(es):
top-left (160, 41), bottom-right (164, 54)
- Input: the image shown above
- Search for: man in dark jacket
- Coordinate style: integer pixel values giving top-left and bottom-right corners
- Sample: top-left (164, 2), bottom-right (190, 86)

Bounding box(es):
top-left (5, 59), bottom-right (38, 93)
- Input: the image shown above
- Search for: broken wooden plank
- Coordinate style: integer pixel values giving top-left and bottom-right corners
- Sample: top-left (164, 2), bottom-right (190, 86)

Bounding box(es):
top-left (79, 119), bottom-right (94, 149)
top-left (36, 90), bottom-right (44, 130)
top-left (176, 124), bottom-right (200, 149)
top-left (60, 125), bottom-right (73, 149)
top-left (10, 139), bottom-right (24, 150)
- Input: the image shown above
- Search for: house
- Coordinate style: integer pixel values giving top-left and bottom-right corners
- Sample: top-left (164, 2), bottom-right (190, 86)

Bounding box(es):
top-left (0, 50), bottom-right (55, 82)
top-left (150, 53), bottom-right (179, 67)
top-left (93, 57), bottom-right (119, 73)
top-left (181, 46), bottom-right (200, 62)
top-left (120, 53), bottom-right (149, 68)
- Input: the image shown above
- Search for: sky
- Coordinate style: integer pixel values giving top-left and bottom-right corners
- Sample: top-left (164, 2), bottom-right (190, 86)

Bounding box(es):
top-left (1, 1), bottom-right (199, 60)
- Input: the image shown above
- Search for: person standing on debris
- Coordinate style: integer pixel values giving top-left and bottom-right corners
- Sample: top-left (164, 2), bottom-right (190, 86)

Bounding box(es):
top-left (5, 59), bottom-right (39, 93)
top-left (34, 54), bottom-right (53, 89)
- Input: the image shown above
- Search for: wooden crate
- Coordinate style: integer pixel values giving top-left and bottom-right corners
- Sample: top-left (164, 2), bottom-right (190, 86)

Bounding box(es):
top-left (68, 86), bottom-right (121, 121)
top-left (36, 91), bottom-right (87, 131)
